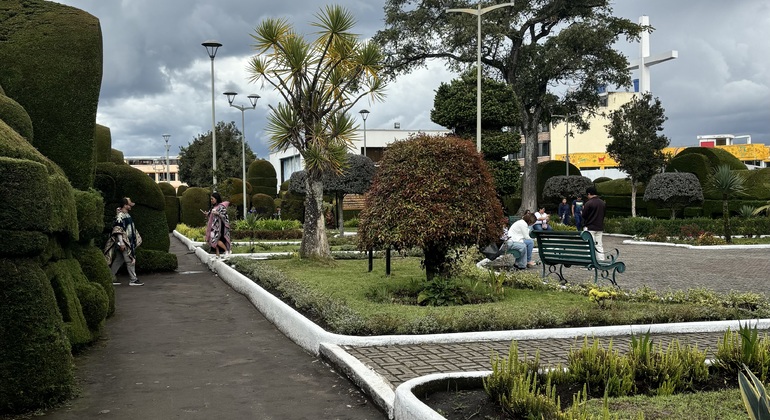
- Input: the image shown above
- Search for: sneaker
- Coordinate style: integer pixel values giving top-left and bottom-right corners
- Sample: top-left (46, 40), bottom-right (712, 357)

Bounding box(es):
top-left (112, 281), bottom-right (121, 285)
top-left (129, 280), bottom-right (144, 286)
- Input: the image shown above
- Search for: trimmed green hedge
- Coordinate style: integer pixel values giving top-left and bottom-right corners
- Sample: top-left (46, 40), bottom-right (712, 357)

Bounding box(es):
top-left (136, 248), bottom-right (178, 273)
top-left (0, 229), bottom-right (48, 258)
top-left (158, 182), bottom-right (176, 196)
top-left (94, 124), bottom-right (112, 163)
top-left (0, 0), bottom-right (102, 190)
top-left (0, 258), bottom-right (74, 414)
top-left (45, 259), bottom-right (95, 348)
top-left (48, 174), bottom-right (79, 240)
top-left (247, 159), bottom-right (277, 197)
top-left (110, 149), bottom-right (124, 164)
top-left (179, 187), bottom-right (211, 227)
top-left (536, 160), bottom-right (581, 206)
top-left (0, 119), bottom-right (66, 176)
top-left (604, 216), bottom-right (770, 237)
top-left (0, 157), bottom-right (51, 232)
top-left (76, 281), bottom-right (108, 330)
top-left (164, 195), bottom-right (180, 232)
top-left (73, 188), bottom-right (104, 244)
top-left (71, 243), bottom-right (115, 317)
top-left (177, 184), bottom-right (188, 197)
top-left (0, 93), bottom-right (33, 141)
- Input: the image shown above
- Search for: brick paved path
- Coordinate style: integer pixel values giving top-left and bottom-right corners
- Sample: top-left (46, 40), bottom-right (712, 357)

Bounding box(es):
top-left (533, 236), bottom-right (769, 294)
top-left (345, 239), bottom-right (769, 389)
top-left (347, 330), bottom-right (770, 388)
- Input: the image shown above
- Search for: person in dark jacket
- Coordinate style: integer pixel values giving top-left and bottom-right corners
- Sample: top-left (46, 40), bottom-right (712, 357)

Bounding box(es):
top-left (581, 186), bottom-right (606, 261)
top-left (557, 198), bottom-right (570, 225)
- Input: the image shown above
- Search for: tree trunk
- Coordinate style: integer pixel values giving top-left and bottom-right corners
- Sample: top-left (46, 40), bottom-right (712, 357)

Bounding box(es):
top-left (336, 192), bottom-right (345, 236)
top-left (423, 243), bottom-right (449, 282)
top-left (670, 208), bottom-right (676, 220)
top-left (300, 175), bottom-right (331, 259)
top-left (630, 180), bottom-right (637, 217)
top-left (517, 116), bottom-right (541, 215)
top-left (722, 196), bottom-right (732, 243)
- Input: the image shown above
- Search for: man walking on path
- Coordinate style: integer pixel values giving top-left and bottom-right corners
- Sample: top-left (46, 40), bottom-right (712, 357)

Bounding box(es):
top-left (582, 186), bottom-right (606, 261)
top-left (104, 197), bottom-right (143, 286)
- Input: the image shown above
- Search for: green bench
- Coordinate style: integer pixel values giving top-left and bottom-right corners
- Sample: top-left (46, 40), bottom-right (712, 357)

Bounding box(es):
top-left (532, 230), bottom-right (625, 287)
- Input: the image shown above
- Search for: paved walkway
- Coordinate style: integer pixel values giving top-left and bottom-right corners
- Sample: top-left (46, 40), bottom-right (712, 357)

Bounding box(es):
top-left (37, 237), bottom-right (384, 420)
top-left (32, 234), bottom-right (769, 419)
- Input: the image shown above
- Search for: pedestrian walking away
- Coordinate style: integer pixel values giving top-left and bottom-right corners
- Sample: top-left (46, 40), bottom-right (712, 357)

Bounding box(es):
top-left (558, 198), bottom-right (570, 225)
top-left (581, 186), bottom-right (606, 261)
top-left (103, 197), bottom-right (144, 286)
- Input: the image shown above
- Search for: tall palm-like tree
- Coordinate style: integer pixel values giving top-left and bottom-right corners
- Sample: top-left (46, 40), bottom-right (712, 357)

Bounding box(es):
top-left (247, 5), bottom-right (386, 259)
top-left (708, 164), bottom-right (746, 243)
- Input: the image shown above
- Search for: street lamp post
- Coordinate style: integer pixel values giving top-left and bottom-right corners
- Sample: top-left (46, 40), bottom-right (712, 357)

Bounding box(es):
top-left (224, 91), bottom-right (260, 218)
top-left (358, 109), bottom-right (369, 157)
top-left (202, 40), bottom-right (222, 188)
top-left (447, 1), bottom-right (515, 153)
top-left (162, 134), bottom-right (171, 182)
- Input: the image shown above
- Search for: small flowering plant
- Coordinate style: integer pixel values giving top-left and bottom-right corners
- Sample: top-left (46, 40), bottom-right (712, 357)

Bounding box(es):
top-left (589, 288), bottom-right (618, 309)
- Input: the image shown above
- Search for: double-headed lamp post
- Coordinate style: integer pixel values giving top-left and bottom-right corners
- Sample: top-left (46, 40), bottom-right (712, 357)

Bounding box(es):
top-left (224, 91), bottom-right (260, 217)
top-left (162, 134), bottom-right (171, 182)
top-left (202, 40), bottom-right (222, 188)
top-left (358, 109), bottom-right (369, 157)
top-left (552, 114), bottom-right (575, 176)
top-left (447, 1), bottom-right (515, 153)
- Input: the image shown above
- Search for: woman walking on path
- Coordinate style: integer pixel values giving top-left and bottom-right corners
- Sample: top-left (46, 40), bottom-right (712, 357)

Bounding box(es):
top-left (204, 192), bottom-right (231, 258)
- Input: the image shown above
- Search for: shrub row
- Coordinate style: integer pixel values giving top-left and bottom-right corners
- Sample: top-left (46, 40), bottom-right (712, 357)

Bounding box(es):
top-left (604, 216), bottom-right (770, 237)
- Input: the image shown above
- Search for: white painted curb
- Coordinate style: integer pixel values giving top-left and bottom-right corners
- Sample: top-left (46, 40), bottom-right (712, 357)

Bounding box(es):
top-left (394, 371), bottom-right (489, 420)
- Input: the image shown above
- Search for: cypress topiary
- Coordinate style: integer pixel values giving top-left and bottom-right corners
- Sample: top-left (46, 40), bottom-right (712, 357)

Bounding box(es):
top-left (71, 243), bottom-right (115, 317)
top-left (110, 149), bottom-right (125, 164)
top-left (542, 175), bottom-right (593, 207)
top-left (0, 0), bottom-right (102, 190)
top-left (179, 187), bottom-right (211, 227)
top-left (251, 193), bottom-right (275, 218)
top-left (75, 282), bottom-right (108, 331)
top-left (247, 159), bottom-right (277, 197)
top-left (0, 94), bottom-right (33, 142)
top-left (0, 258), bottom-right (75, 414)
top-left (94, 124), bottom-right (111, 163)
top-left (158, 182), bottom-right (176, 196)
top-left (73, 188), bottom-right (104, 244)
top-left (536, 160), bottom-right (581, 207)
top-left (164, 195), bottom-right (180, 232)
top-left (643, 172), bottom-right (704, 219)
top-left (176, 184), bottom-right (188, 197)
top-left (136, 248), bottom-right (178, 273)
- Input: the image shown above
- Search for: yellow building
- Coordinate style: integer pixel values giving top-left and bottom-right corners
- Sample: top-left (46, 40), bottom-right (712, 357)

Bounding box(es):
top-left (125, 156), bottom-right (185, 190)
top-left (549, 92), bottom-right (770, 175)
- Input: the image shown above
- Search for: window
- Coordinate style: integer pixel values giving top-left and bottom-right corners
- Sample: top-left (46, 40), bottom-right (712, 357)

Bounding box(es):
top-left (539, 141), bottom-right (550, 157)
top-left (280, 156), bottom-right (301, 183)
top-left (148, 173), bottom-right (156, 181)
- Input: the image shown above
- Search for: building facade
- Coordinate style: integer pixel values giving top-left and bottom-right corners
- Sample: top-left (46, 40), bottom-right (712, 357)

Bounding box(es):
top-left (125, 156), bottom-right (185, 189)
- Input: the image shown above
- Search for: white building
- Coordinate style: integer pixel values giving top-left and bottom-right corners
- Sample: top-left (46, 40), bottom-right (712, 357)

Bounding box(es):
top-left (268, 128), bottom-right (453, 185)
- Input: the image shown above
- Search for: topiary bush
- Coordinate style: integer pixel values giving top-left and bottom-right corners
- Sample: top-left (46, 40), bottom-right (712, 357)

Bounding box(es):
top-left (644, 172), bottom-right (704, 219)
top-left (247, 159), bottom-right (278, 197)
top-left (136, 248), bottom-right (178, 273)
top-left (71, 242), bottom-right (115, 317)
top-left (158, 182), bottom-right (176, 196)
top-left (280, 180), bottom-right (305, 222)
top-left (176, 184), bottom-right (188, 196)
top-left (0, 0), bottom-right (102, 190)
top-left (358, 134), bottom-right (505, 280)
top-left (164, 195), bottom-right (180, 232)
top-left (251, 193), bottom-right (275, 218)
top-left (179, 187), bottom-right (211, 227)
top-left (593, 177), bottom-right (612, 183)
top-left (75, 281), bottom-right (108, 331)
top-left (94, 123), bottom-right (111, 163)
top-left (110, 148), bottom-right (124, 164)
top-left (536, 160), bottom-right (581, 206)
top-left (542, 175), bottom-right (593, 207)
top-left (73, 188), bottom-right (104, 244)
top-left (0, 258), bottom-right (75, 414)
top-left (45, 259), bottom-right (95, 348)
top-left (0, 93), bottom-right (33, 142)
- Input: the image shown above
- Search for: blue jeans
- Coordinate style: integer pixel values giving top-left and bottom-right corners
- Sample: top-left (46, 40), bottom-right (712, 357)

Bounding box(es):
top-left (532, 223), bottom-right (552, 231)
top-left (523, 238), bottom-right (534, 263)
top-left (507, 241), bottom-right (527, 268)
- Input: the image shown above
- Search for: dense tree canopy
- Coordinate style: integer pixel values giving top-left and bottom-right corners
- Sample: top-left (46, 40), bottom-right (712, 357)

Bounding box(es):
top-left (643, 172), bottom-right (703, 220)
top-left (357, 134), bottom-right (505, 281)
top-left (247, 5), bottom-right (387, 259)
top-left (606, 92), bottom-right (670, 217)
top-left (373, 0), bottom-right (643, 214)
top-left (178, 121), bottom-right (256, 188)
top-left (431, 70), bottom-right (521, 197)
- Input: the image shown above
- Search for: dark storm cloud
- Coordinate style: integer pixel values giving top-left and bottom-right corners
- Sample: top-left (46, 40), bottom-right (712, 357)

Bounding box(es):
top-left (53, 0), bottom-right (770, 158)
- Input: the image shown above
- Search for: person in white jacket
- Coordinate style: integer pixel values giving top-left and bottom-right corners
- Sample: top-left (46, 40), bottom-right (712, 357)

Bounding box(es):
top-left (505, 213), bottom-right (537, 269)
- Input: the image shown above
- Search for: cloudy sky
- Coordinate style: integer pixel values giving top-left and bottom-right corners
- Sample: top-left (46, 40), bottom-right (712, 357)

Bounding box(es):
top-left (51, 0), bottom-right (770, 160)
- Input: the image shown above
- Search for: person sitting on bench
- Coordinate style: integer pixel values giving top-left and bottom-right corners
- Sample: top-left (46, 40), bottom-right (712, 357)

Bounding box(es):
top-left (505, 213), bottom-right (537, 269)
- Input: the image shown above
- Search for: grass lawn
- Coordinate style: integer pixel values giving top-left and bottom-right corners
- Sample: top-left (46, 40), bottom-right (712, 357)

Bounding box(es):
top-left (231, 256), bottom-right (768, 335)
top-left (582, 388), bottom-right (748, 419)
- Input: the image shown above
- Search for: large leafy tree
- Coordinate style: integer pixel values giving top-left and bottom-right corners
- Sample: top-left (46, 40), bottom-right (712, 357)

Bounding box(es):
top-left (606, 92), bottom-right (670, 217)
top-left (247, 5), bottom-right (386, 259)
top-left (431, 70), bottom-right (521, 197)
top-left (357, 134), bottom-right (505, 281)
top-left (178, 121), bottom-right (256, 188)
top-left (373, 0), bottom-right (642, 214)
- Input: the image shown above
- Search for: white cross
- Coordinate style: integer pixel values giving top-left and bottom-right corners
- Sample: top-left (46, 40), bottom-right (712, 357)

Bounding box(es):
top-left (627, 16), bottom-right (678, 94)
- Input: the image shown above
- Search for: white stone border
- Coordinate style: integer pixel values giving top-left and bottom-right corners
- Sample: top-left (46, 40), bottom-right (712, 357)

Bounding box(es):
top-left (394, 372), bottom-right (489, 420)
top-left (172, 230), bottom-right (770, 419)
